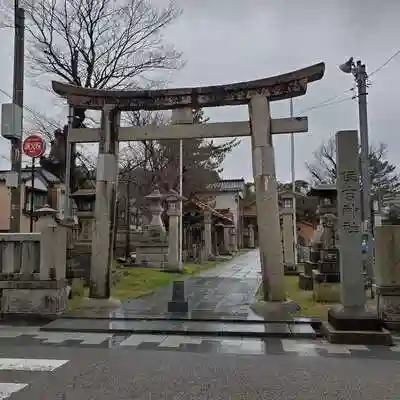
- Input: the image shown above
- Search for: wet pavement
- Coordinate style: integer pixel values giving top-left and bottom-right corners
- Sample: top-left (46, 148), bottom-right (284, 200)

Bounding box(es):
top-left (0, 324), bottom-right (398, 359)
top-left (68, 249), bottom-right (263, 320)
top-left (43, 250), bottom-right (318, 336)
top-left (41, 318), bottom-right (317, 338)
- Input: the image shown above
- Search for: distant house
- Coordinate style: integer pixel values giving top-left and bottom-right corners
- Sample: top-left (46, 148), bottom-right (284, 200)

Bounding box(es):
top-left (196, 179), bottom-right (246, 248)
top-left (242, 189), bottom-right (318, 248)
top-left (0, 167), bottom-right (65, 232)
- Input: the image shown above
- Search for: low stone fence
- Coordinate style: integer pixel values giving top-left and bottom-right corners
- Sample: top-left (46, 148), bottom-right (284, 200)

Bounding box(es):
top-left (0, 207), bottom-right (69, 319)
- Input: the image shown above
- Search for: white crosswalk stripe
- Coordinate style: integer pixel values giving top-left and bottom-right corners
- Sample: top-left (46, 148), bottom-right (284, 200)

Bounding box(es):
top-left (0, 358), bottom-right (69, 399)
top-left (0, 383), bottom-right (28, 400)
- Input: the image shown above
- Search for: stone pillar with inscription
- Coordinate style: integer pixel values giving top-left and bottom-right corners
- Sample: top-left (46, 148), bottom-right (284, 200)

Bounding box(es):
top-left (322, 130), bottom-right (392, 345)
top-left (221, 225), bottom-right (231, 255)
top-left (203, 210), bottom-right (212, 260)
top-left (230, 225), bottom-right (238, 253)
top-left (166, 190), bottom-right (185, 272)
top-left (248, 224), bottom-right (255, 248)
top-left (281, 205), bottom-right (296, 275)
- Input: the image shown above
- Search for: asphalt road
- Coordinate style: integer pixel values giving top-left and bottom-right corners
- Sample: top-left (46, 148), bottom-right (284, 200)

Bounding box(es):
top-left (1, 343), bottom-right (400, 399)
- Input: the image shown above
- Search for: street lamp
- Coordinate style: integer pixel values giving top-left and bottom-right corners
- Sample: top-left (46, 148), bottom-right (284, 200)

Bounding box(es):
top-left (339, 57), bottom-right (373, 281)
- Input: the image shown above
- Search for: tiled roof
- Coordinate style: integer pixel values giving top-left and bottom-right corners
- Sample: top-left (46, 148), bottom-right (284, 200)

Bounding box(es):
top-left (71, 188), bottom-right (96, 197)
top-left (186, 198), bottom-right (233, 223)
top-left (0, 167), bottom-right (61, 184)
top-left (206, 179), bottom-right (245, 192)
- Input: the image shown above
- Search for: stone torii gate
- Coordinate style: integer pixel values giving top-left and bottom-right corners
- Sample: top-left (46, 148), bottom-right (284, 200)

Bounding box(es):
top-left (52, 62), bottom-right (325, 303)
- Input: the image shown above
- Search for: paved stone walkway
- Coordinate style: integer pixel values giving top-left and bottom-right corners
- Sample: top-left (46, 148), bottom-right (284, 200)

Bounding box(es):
top-left (116, 249), bottom-right (263, 319)
top-left (66, 249), bottom-right (263, 320)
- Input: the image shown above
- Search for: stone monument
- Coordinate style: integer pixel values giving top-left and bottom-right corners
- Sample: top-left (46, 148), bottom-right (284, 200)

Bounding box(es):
top-left (312, 213), bottom-right (340, 302)
top-left (52, 61), bottom-right (325, 303)
top-left (374, 225), bottom-right (400, 330)
top-left (321, 130), bottom-right (392, 345)
top-left (298, 184), bottom-right (337, 291)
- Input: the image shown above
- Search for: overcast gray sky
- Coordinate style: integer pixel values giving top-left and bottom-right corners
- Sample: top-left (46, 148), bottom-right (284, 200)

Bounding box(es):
top-left (1, 0), bottom-right (400, 183)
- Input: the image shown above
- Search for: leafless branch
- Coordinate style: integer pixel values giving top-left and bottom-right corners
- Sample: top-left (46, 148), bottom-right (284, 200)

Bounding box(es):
top-left (22, 0), bottom-right (184, 89)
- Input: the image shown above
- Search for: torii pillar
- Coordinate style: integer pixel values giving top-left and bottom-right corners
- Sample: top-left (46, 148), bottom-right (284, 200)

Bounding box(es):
top-left (249, 95), bottom-right (286, 301)
top-left (90, 105), bottom-right (120, 301)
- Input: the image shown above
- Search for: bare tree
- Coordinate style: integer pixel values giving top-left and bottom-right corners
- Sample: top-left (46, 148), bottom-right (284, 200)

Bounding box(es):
top-left (23, 0), bottom-right (183, 90)
top-left (19, 0), bottom-right (183, 186)
top-left (306, 136), bottom-right (400, 201)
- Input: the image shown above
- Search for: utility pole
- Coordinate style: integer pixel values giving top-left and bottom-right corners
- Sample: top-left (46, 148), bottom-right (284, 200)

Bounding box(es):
top-left (339, 58), bottom-right (373, 281)
top-left (125, 178), bottom-right (131, 259)
top-left (290, 98), bottom-right (298, 265)
top-left (9, 0), bottom-right (25, 232)
top-left (179, 139), bottom-right (183, 266)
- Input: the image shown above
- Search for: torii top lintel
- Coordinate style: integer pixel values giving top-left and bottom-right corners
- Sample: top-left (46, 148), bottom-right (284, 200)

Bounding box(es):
top-left (52, 62), bottom-right (325, 111)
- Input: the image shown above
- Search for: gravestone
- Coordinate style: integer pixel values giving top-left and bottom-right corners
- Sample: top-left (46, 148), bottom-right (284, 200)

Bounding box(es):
top-left (321, 130), bottom-right (392, 345)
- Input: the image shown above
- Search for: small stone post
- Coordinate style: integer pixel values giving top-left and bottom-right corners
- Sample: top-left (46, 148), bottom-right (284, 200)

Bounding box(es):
top-left (248, 224), bottom-right (255, 248)
top-left (203, 209), bottom-right (212, 260)
top-left (166, 189), bottom-right (186, 271)
top-left (34, 205), bottom-right (58, 280)
top-left (249, 94), bottom-right (285, 301)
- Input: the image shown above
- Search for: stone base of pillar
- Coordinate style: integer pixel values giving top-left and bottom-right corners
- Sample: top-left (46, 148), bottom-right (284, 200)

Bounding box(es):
top-left (298, 273), bottom-right (313, 290)
top-left (250, 299), bottom-right (301, 320)
top-left (79, 297), bottom-right (121, 310)
top-left (321, 305), bottom-right (393, 345)
top-left (0, 285), bottom-right (68, 320)
top-left (376, 285), bottom-right (400, 330)
top-left (165, 263), bottom-right (184, 273)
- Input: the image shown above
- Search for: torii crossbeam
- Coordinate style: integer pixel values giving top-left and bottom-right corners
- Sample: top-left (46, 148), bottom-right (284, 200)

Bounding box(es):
top-left (53, 62), bottom-right (325, 303)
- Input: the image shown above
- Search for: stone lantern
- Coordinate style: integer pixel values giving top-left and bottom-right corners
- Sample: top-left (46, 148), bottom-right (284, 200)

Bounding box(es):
top-left (145, 187), bottom-right (166, 236)
top-left (71, 189), bottom-right (96, 242)
top-left (33, 204), bottom-right (57, 232)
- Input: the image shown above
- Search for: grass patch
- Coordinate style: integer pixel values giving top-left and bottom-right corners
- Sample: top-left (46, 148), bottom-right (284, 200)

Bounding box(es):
top-left (112, 259), bottom-right (222, 300)
top-left (256, 274), bottom-right (337, 320)
top-left (284, 275), bottom-right (336, 320)
top-left (67, 258), bottom-right (225, 311)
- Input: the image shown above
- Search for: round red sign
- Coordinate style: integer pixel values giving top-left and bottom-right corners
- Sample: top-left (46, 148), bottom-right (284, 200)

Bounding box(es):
top-left (22, 135), bottom-right (46, 158)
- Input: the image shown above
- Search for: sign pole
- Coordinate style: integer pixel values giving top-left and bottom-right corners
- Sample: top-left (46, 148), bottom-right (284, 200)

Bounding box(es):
top-left (29, 156), bottom-right (35, 232)
top-left (22, 134), bottom-right (46, 233)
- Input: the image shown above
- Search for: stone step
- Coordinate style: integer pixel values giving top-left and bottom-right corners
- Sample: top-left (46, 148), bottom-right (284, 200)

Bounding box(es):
top-left (59, 313), bottom-right (321, 325)
top-left (41, 318), bottom-right (317, 339)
